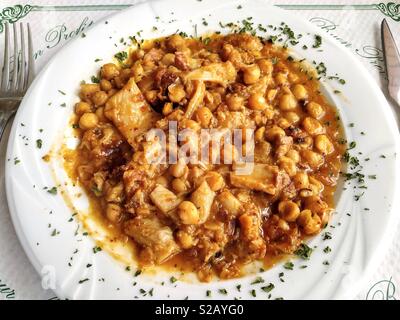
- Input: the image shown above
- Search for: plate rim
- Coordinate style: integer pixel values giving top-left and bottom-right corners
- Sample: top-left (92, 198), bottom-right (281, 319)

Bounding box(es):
top-left (5, 0), bottom-right (400, 300)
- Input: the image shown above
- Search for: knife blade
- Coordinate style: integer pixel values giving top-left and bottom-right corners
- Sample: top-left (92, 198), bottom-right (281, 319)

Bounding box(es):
top-left (381, 19), bottom-right (400, 107)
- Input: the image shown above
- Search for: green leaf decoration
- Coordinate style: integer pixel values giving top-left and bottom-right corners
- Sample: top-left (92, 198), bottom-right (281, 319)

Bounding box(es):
top-left (0, 4), bottom-right (34, 33)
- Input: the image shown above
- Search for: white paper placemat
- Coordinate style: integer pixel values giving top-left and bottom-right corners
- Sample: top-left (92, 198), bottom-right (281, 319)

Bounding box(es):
top-left (1, 0), bottom-right (399, 300)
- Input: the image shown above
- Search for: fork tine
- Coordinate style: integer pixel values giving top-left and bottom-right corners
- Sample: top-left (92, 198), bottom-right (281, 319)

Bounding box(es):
top-left (1, 23), bottom-right (10, 91)
top-left (18, 23), bottom-right (26, 91)
top-left (26, 23), bottom-right (34, 86)
top-left (11, 23), bottom-right (19, 92)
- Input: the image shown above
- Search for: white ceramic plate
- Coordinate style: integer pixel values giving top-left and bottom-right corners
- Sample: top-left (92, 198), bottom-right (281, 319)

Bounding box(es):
top-left (5, 0), bottom-right (400, 300)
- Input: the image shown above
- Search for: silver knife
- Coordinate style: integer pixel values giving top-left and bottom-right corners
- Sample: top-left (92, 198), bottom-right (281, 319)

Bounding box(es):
top-left (381, 19), bottom-right (400, 107)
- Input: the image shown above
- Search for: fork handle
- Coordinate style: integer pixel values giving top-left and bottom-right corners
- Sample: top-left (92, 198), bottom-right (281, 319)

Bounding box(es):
top-left (0, 109), bottom-right (15, 141)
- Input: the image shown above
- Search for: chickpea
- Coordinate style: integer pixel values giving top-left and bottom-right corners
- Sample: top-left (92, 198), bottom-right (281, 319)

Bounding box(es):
top-left (145, 90), bottom-right (158, 104)
top-left (107, 88), bottom-right (117, 97)
top-left (196, 107), bottom-right (213, 127)
top-left (204, 171), bottom-right (225, 191)
top-left (299, 189), bottom-right (314, 198)
top-left (257, 58), bottom-right (273, 75)
top-left (292, 84), bottom-right (308, 100)
top-left (182, 119), bottom-right (201, 131)
top-left (286, 149), bottom-right (300, 163)
top-left (315, 134), bottom-right (334, 155)
top-left (279, 93), bottom-right (297, 111)
top-left (172, 178), bottom-right (188, 193)
top-left (293, 172), bottom-right (309, 189)
top-left (226, 94), bottom-right (244, 111)
top-left (91, 90), bottom-right (108, 106)
top-left (101, 63), bottom-right (120, 80)
top-left (278, 200), bottom-right (300, 222)
top-left (168, 83), bottom-right (186, 103)
top-left (306, 101), bottom-right (325, 119)
top-left (169, 160), bottom-right (188, 178)
top-left (79, 112), bottom-right (99, 130)
top-left (301, 149), bottom-right (324, 169)
top-left (167, 34), bottom-right (185, 51)
top-left (284, 111), bottom-right (300, 125)
top-left (248, 92), bottom-right (268, 110)
top-left (297, 136), bottom-right (313, 149)
top-left (106, 203), bottom-right (122, 223)
top-left (255, 127), bottom-right (266, 142)
top-left (155, 175), bottom-right (169, 187)
top-left (266, 89), bottom-right (278, 102)
top-left (218, 190), bottom-right (242, 216)
top-left (243, 64), bottom-right (261, 84)
top-left (100, 79), bottom-right (113, 91)
top-left (176, 230), bottom-right (194, 249)
top-left (275, 72), bottom-right (288, 86)
top-left (132, 61), bottom-right (144, 82)
top-left (288, 73), bottom-right (299, 83)
top-left (304, 195), bottom-right (329, 215)
top-left (95, 107), bottom-right (107, 122)
top-left (265, 125), bottom-right (285, 142)
top-left (80, 83), bottom-right (100, 102)
top-left (178, 201), bottom-right (200, 225)
top-left (278, 157), bottom-right (297, 177)
top-left (297, 209), bottom-right (322, 235)
top-left (162, 102), bottom-right (174, 116)
top-left (160, 53), bottom-right (174, 66)
top-left (303, 117), bottom-right (324, 135)
top-left (277, 118), bottom-right (291, 129)
top-left (75, 101), bottom-right (93, 115)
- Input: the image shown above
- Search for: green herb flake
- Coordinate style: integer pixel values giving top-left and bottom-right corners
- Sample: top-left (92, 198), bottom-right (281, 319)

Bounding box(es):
top-left (47, 187), bottom-right (57, 195)
top-left (218, 288), bottom-right (228, 295)
top-left (36, 139), bottom-right (43, 149)
top-left (93, 246), bottom-right (102, 254)
top-left (322, 232), bottom-right (332, 240)
top-left (294, 243), bottom-right (313, 260)
top-left (323, 246), bottom-right (332, 253)
top-left (114, 51), bottom-right (128, 62)
top-left (170, 276), bottom-right (178, 283)
top-left (283, 261), bottom-right (294, 270)
top-left (251, 276), bottom-right (264, 285)
top-left (261, 283), bottom-right (275, 293)
top-left (312, 34), bottom-right (322, 48)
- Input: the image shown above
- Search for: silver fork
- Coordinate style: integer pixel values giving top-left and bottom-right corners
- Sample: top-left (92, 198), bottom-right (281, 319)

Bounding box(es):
top-left (0, 22), bottom-right (34, 140)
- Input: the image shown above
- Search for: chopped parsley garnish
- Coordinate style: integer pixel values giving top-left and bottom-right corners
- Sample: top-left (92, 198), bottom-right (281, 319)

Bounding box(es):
top-left (250, 289), bottom-right (256, 297)
top-left (114, 51), bottom-right (128, 62)
top-left (312, 34), bottom-right (322, 48)
top-left (251, 276), bottom-right (264, 284)
top-left (93, 246), bottom-right (102, 254)
top-left (322, 232), bottom-right (332, 240)
top-left (323, 246), bottom-right (332, 253)
top-left (58, 90), bottom-right (66, 95)
top-left (47, 187), bottom-right (57, 195)
top-left (294, 243), bottom-right (313, 260)
top-left (218, 288), bottom-right (228, 295)
top-left (79, 278), bottom-right (89, 284)
top-left (134, 270), bottom-right (142, 277)
top-left (170, 276), bottom-right (178, 283)
top-left (36, 139), bottom-right (42, 149)
top-left (236, 284), bottom-right (242, 292)
top-left (261, 283), bottom-right (275, 293)
top-left (283, 261), bottom-right (294, 270)
top-left (91, 75), bottom-right (100, 83)
top-left (206, 290), bottom-right (211, 297)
